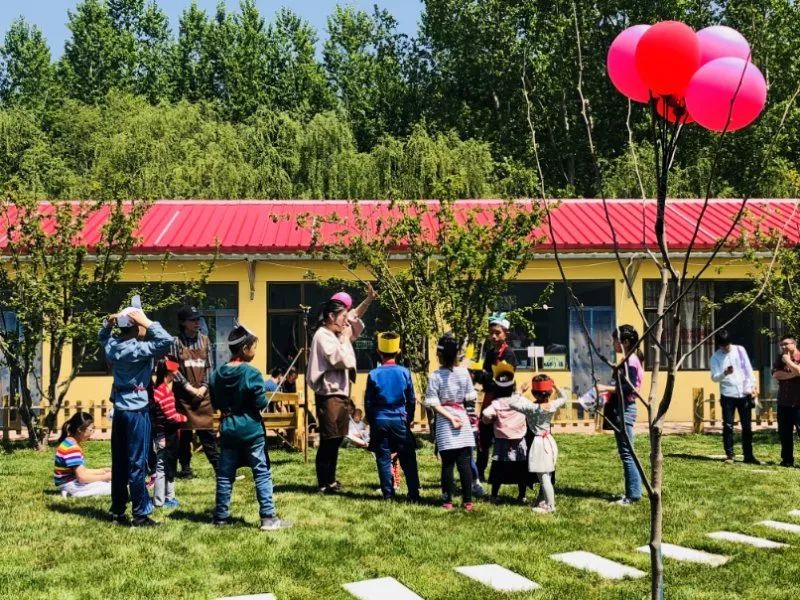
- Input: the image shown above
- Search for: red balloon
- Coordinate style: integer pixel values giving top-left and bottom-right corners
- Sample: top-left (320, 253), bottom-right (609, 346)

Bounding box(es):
top-left (635, 21), bottom-right (700, 96)
top-left (655, 96), bottom-right (694, 124)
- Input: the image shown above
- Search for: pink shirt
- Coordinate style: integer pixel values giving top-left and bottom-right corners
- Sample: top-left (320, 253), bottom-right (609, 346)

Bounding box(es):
top-left (482, 397), bottom-right (528, 439)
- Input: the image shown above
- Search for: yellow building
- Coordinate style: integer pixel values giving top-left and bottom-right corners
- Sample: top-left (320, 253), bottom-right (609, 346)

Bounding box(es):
top-left (8, 199), bottom-right (797, 425)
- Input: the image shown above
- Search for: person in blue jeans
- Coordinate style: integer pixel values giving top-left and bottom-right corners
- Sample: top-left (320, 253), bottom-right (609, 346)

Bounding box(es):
top-left (210, 324), bottom-right (291, 531)
top-left (364, 332), bottom-right (420, 501)
top-left (598, 324), bottom-right (644, 505)
top-left (100, 305), bottom-right (173, 527)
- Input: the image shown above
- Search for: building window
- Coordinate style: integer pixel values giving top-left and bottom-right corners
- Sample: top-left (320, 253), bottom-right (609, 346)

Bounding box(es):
top-left (496, 281), bottom-right (615, 371)
top-left (642, 279), bottom-right (763, 371)
top-left (267, 282), bottom-right (391, 372)
top-left (0, 311), bottom-right (43, 406)
top-left (75, 283), bottom-right (239, 375)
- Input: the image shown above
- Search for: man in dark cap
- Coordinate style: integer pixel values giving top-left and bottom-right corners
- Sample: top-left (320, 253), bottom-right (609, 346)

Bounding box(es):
top-left (172, 305), bottom-right (219, 478)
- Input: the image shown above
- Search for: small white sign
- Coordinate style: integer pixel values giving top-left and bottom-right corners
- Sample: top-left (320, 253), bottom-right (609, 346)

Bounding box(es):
top-left (527, 345), bottom-right (545, 358)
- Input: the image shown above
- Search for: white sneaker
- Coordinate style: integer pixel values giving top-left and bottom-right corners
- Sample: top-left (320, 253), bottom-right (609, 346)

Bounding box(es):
top-left (612, 496), bottom-right (640, 506)
top-left (260, 516), bottom-right (293, 531)
top-left (531, 502), bottom-right (555, 514)
top-left (471, 481), bottom-right (486, 497)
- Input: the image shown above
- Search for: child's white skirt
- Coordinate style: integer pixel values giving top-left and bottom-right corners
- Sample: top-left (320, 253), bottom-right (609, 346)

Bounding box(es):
top-left (528, 433), bottom-right (558, 473)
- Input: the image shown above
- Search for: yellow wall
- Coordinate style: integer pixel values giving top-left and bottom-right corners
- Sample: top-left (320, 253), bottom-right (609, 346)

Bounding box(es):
top-left (59, 254), bottom-right (762, 423)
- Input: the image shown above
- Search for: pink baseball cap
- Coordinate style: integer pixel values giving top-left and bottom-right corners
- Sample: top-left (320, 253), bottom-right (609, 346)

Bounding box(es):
top-left (331, 292), bottom-right (352, 310)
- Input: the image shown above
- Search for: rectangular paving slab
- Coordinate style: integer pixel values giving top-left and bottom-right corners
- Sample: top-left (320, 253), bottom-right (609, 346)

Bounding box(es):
top-left (757, 520), bottom-right (800, 534)
top-left (454, 564), bottom-right (540, 592)
top-left (707, 531), bottom-right (788, 548)
top-left (635, 543), bottom-right (729, 566)
top-left (790, 510), bottom-right (800, 518)
top-left (550, 551), bottom-right (645, 579)
top-left (343, 577), bottom-right (424, 600)
top-left (219, 595), bottom-right (276, 600)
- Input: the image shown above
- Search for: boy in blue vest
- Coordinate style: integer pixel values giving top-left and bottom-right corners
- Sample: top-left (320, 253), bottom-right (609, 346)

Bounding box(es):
top-left (364, 332), bottom-right (421, 501)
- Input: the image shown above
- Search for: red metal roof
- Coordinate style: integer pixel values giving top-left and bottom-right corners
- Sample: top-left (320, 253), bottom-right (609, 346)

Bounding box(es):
top-left (3, 199), bottom-right (799, 255)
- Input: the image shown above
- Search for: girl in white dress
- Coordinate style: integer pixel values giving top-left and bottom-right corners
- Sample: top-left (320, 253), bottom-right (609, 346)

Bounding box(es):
top-left (509, 374), bottom-right (566, 513)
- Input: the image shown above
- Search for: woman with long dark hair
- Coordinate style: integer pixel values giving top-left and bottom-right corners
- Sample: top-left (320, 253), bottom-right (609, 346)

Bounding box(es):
top-left (597, 324), bottom-right (644, 505)
top-left (54, 412), bottom-right (112, 498)
top-left (307, 283), bottom-right (377, 493)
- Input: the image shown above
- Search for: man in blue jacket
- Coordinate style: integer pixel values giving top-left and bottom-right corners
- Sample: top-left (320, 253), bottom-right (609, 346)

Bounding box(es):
top-left (100, 306), bottom-right (173, 527)
top-left (364, 332), bottom-right (420, 501)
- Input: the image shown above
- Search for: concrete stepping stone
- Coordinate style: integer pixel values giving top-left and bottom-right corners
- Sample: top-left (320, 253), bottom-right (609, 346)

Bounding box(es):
top-left (707, 531), bottom-right (788, 548)
top-left (454, 564), bottom-right (540, 592)
top-left (343, 577), bottom-right (423, 600)
top-left (550, 551), bottom-right (645, 579)
top-left (219, 595), bottom-right (276, 600)
top-left (788, 509), bottom-right (800, 518)
top-left (757, 520), bottom-right (800, 534)
top-left (635, 543), bottom-right (728, 566)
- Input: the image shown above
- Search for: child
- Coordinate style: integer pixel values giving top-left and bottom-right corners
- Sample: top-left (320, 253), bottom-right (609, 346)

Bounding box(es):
top-left (364, 332), bottom-right (420, 501)
top-left (54, 412), bottom-right (112, 498)
top-left (210, 324), bottom-right (291, 531)
top-left (347, 406), bottom-right (371, 448)
top-left (424, 334), bottom-right (476, 511)
top-left (481, 361), bottom-right (529, 503)
top-left (151, 355), bottom-right (187, 509)
top-left (509, 374), bottom-right (567, 513)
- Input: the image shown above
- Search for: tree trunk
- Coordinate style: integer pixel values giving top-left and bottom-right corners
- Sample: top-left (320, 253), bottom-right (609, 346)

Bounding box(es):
top-left (648, 423), bottom-right (664, 600)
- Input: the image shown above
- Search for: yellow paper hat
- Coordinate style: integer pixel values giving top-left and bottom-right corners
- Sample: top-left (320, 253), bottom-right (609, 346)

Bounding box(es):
top-left (377, 331), bottom-right (401, 354)
top-left (491, 360), bottom-right (516, 385)
top-left (464, 344), bottom-right (475, 361)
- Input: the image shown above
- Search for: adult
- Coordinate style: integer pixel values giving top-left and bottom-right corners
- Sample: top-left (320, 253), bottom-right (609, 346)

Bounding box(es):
top-left (710, 330), bottom-right (759, 464)
top-left (771, 334), bottom-right (800, 467)
top-left (265, 368), bottom-right (284, 393)
top-left (54, 412), bottom-right (111, 498)
top-left (307, 284), bottom-right (377, 493)
top-left (476, 312), bottom-right (517, 483)
top-left (597, 324), bottom-right (643, 506)
top-left (172, 305), bottom-right (219, 479)
top-left (100, 306), bottom-right (172, 526)
top-left (364, 332), bottom-right (421, 501)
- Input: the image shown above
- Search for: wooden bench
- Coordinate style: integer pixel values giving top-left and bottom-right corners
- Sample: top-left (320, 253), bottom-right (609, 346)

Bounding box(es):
top-left (212, 392), bottom-right (307, 452)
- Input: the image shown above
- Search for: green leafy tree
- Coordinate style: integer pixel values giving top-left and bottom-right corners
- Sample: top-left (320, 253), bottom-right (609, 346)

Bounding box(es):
top-left (0, 18), bottom-right (58, 113)
top-left (172, 1), bottom-right (214, 102)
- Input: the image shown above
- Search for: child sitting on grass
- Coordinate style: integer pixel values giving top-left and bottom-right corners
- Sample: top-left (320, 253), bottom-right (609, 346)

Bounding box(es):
top-left (151, 355), bottom-right (187, 509)
top-left (210, 324), bottom-right (291, 531)
top-left (54, 412), bottom-right (112, 498)
top-left (509, 374), bottom-right (567, 513)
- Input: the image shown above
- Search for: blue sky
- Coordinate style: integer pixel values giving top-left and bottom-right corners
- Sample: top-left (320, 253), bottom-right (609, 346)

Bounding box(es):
top-left (0, 1), bottom-right (423, 57)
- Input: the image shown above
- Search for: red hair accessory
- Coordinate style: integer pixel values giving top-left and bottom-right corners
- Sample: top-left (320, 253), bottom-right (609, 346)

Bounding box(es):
top-left (165, 359), bottom-right (180, 373)
top-left (531, 378), bottom-right (554, 393)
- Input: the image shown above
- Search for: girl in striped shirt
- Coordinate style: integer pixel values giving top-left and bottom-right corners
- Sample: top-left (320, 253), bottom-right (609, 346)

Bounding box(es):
top-left (424, 334), bottom-right (476, 511)
top-left (54, 412), bottom-right (111, 498)
top-left (151, 355), bottom-right (187, 508)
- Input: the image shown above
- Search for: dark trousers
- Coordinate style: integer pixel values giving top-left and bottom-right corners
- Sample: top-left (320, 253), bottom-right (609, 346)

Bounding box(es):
top-left (316, 437), bottom-right (343, 488)
top-left (777, 405), bottom-right (800, 465)
top-left (720, 395), bottom-right (754, 459)
top-left (371, 418), bottom-right (420, 499)
top-left (440, 447), bottom-right (473, 504)
top-left (178, 429), bottom-right (220, 473)
top-left (476, 421), bottom-right (493, 481)
top-left (111, 408), bottom-right (152, 518)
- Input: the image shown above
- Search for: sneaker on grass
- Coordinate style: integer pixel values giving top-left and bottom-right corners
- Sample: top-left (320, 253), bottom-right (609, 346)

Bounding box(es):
top-left (260, 516), bottom-right (293, 531)
top-left (163, 498), bottom-right (180, 509)
top-left (612, 496), bottom-right (640, 506)
top-left (131, 516), bottom-right (160, 528)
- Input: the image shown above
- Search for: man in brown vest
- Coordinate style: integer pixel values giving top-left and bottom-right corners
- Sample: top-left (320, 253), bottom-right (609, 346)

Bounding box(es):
top-left (173, 305), bottom-right (219, 478)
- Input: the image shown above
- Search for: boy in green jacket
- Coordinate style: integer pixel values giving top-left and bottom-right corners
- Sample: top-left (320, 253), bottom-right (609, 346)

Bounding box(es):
top-left (210, 324), bottom-right (291, 531)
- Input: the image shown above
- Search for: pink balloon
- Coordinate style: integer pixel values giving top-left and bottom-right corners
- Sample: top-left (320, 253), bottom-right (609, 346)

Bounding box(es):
top-left (607, 25), bottom-right (651, 103)
top-left (685, 57), bottom-right (767, 132)
top-left (697, 25), bottom-right (751, 65)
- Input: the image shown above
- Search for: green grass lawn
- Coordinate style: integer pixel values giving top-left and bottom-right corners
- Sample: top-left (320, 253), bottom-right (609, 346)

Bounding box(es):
top-left (2, 431), bottom-right (800, 600)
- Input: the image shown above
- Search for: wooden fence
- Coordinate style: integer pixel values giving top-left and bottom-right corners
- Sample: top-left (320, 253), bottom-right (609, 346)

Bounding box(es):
top-left (692, 388), bottom-right (777, 433)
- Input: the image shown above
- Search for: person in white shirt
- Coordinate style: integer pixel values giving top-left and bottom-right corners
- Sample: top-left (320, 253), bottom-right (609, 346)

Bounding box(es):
top-left (710, 330), bottom-right (759, 464)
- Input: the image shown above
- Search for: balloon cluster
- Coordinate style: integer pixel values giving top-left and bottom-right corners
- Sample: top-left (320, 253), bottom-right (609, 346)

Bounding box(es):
top-left (607, 22), bottom-right (767, 132)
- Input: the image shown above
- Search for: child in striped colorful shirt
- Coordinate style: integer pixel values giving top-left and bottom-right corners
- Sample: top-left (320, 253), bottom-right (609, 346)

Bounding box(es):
top-left (151, 355), bottom-right (187, 508)
top-left (54, 412), bottom-right (111, 498)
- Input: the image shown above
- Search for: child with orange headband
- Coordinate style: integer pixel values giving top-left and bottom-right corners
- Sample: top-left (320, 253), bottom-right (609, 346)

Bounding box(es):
top-left (151, 355), bottom-right (188, 508)
top-left (509, 374), bottom-right (567, 513)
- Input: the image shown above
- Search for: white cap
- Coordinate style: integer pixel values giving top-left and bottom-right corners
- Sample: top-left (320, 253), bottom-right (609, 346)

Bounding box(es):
top-left (117, 295), bottom-right (144, 328)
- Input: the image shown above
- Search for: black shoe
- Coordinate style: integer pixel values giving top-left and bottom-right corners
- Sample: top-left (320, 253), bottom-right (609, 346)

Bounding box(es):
top-left (131, 516), bottom-right (160, 528)
top-left (109, 513), bottom-right (130, 526)
top-left (780, 461), bottom-right (795, 468)
top-left (743, 457), bottom-right (761, 465)
top-left (212, 518), bottom-right (230, 527)
top-left (176, 470), bottom-right (195, 480)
